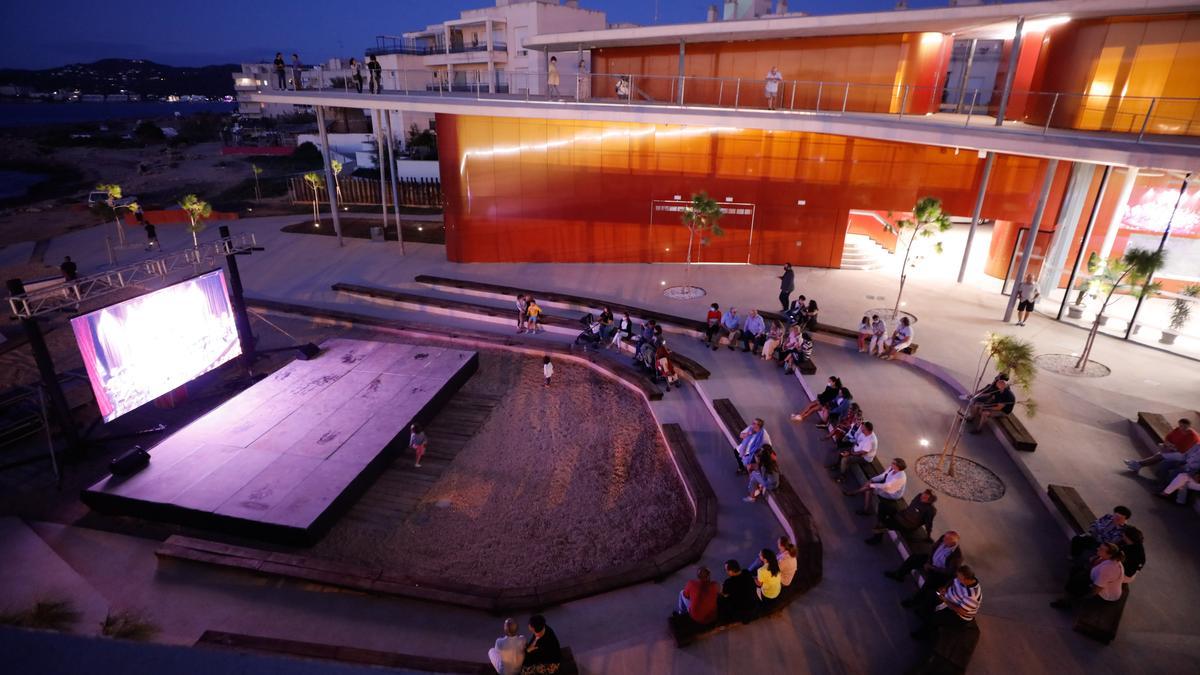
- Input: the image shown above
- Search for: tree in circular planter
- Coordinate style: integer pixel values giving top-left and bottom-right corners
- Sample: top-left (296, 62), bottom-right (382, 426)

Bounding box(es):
top-left (883, 196), bottom-right (951, 320)
top-left (303, 172), bottom-right (323, 227)
top-left (1161, 284), bottom-right (1200, 345)
top-left (668, 191), bottom-right (724, 299)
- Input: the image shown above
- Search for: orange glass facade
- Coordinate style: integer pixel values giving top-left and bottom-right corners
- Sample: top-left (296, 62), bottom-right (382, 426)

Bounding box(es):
top-left (591, 32), bottom-right (951, 115)
top-left (438, 113), bottom-right (1064, 265)
top-left (1023, 14), bottom-right (1200, 135)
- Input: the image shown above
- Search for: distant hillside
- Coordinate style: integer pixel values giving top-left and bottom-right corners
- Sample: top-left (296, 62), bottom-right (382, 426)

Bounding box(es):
top-left (0, 59), bottom-right (239, 98)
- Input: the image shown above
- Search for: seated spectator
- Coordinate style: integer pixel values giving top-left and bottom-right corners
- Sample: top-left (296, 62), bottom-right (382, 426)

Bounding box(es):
top-left (803, 299), bottom-right (820, 331)
top-left (614, 311), bottom-right (633, 350)
top-left (843, 457), bottom-right (907, 517)
top-left (792, 376), bottom-right (842, 422)
top-left (718, 559), bottom-right (759, 624)
top-left (829, 421), bottom-right (877, 483)
top-left (655, 340), bottom-right (680, 391)
top-left (1118, 526), bottom-right (1145, 582)
top-left (1125, 418), bottom-right (1199, 474)
top-left (522, 615), bottom-right (562, 673)
top-left (964, 378), bottom-right (1016, 433)
top-left (702, 303), bottom-right (722, 349)
top-left (1158, 469), bottom-right (1200, 506)
top-left (487, 618), bottom-right (527, 674)
top-left (856, 315), bottom-right (871, 352)
top-left (911, 565), bottom-right (982, 641)
top-left (1051, 543), bottom-right (1125, 609)
top-left (783, 332), bottom-right (814, 374)
top-left (783, 295), bottom-right (807, 324)
top-left (744, 445), bottom-right (780, 502)
top-left (865, 489), bottom-right (937, 545)
top-left (754, 549), bottom-right (783, 606)
top-left (736, 418), bottom-right (771, 470)
top-left (824, 403), bottom-right (862, 444)
top-left (739, 309), bottom-right (767, 353)
top-left (718, 307), bottom-right (741, 350)
top-left (673, 566), bottom-right (720, 628)
top-left (869, 314), bottom-right (888, 356)
top-left (881, 316), bottom-right (913, 359)
top-left (1070, 505), bottom-right (1131, 561)
top-left (775, 325), bottom-right (802, 367)
top-left (598, 306), bottom-right (615, 342)
top-left (816, 387), bottom-right (853, 428)
top-left (760, 320), bottom-right (785, 361)
top-left (888, 531), bottom-right (963, 610)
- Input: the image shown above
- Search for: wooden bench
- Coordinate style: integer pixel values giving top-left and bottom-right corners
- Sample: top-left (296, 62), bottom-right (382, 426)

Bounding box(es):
top-left (333, 282), bottom-right (711, 382)
top-left (1046, 484), bottom-right (1128, 644)
top-left (197, 630), bottom-right (580, 674)
top-left (994, 413), bottom-right (1037, 452)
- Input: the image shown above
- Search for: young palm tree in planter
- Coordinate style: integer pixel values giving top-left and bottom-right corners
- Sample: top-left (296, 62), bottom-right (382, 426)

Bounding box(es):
top-left (179, 194), bottom-right (212, 248)
top-left (1067, 252), bottom-right (1102, 319)
top-left (676, 191), bottom-right (724, 296)
top-left (1074, 247), bottom-right (1164, 372)
top-left (884, 197), bottom-right (952, 319)
top-left (1161, 284), bottom-right (1200, 345)
top-left (95, 183), bottom-right (140, 246)
top-left (330, 159), bottom-right (345, 206)
top-left (938, 333), bottom-right (1036, 476)
top-left (303, 172), bottom-right (323, 227)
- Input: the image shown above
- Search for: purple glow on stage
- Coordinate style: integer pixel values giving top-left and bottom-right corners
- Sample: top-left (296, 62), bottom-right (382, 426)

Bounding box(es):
top-left (70, 269), bottom-right (242, 423)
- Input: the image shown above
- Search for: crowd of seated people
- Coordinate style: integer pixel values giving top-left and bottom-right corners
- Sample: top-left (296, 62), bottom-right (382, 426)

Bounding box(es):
top-left (670, 535), bottom-right (802, 631)
top-left (861, 314), bottom-right (915, 359)
top-left (486, 614), bottom-right (564, 674)
top-left (1052, 505), bottom-right (1146, 610)
top-left (700, 301), bottom-right (816, 373)
top-left (1124, 418), bottom-right (1200, 505)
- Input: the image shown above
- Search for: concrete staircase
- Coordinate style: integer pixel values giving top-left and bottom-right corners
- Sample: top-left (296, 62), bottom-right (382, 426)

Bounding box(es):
top-left (840, 233), bottom-right (891, 271)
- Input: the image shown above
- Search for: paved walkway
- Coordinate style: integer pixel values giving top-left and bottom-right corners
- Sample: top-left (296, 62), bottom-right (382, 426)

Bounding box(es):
top-left (2, 217), bottom-right (1199, 673)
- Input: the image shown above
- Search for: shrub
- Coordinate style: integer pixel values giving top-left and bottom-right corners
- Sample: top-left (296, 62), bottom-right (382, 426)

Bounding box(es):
top-left (292, 141), bottom-right (323, 168)
top-left (134, 121), bottom-right (165, 144)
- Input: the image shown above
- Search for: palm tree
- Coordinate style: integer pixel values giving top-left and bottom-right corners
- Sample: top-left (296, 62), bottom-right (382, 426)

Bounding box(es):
top-left (303, 172), bottom-right (323, 227)
top-left (95, 183), bottom-right (140, 246)
top-left (680, 191), bottom-right (724, 292)
top-left (179, 194), bottom-right (212, 248)
top-left (330, 159), bottom-right (344, 206)
top-left (884, 197), bottom-right (952, 319)
top-left (1074, 247), bottom-right (1165, 371)
top-left (251, 164), bottom-right (263, 202)
top-left (938, 333), bottom-right (1036, 476)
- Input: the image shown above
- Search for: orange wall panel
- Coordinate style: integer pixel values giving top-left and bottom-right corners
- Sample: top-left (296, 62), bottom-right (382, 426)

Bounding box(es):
top-left (439, 114), bottom-right (1064, 266)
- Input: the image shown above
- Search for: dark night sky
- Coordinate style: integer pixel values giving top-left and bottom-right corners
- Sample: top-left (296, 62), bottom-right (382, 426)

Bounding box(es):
top-left (0, 0), bottom-right (951, 70)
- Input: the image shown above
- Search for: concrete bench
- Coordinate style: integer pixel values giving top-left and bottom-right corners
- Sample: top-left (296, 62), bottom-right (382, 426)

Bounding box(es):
top-left (1046, 484), bottom-right (1128, 645)
top-left (1136, 412), bottom-right (1173, 445)
top-left (994, 413), bottom-right (1037, 452)
top-left (197, 630), bottom-right (580, 674)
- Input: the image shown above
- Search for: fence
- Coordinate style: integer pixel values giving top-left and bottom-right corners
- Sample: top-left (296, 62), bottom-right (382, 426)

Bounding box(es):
top-left (288, 175), bottom-right (443, 209)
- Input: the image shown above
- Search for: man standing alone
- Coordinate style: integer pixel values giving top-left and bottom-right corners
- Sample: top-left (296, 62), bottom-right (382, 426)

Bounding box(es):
top-left (778, 263), bottom-right (794, 312)
top-left (1015, 273), bottom-right (1039, 326)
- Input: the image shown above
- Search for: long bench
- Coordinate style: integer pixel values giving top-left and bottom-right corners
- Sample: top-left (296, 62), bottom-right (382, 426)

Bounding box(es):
top-left (672, 398), bottom-right (822, 647)
top-left (1046, 484), bottom-right (1128, 645)
top-left (197, 630), bottom-right (580, 674)
top-left (333, 281), bottom-right (711, 382)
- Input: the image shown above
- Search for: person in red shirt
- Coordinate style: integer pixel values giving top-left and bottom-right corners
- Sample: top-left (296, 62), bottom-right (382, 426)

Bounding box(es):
top-left (702, 303), bottom-right (723, 349)
top-left (674, 566), bottom-right (719, 626)
top-left (1125, 418), bottom-right (1200, 474)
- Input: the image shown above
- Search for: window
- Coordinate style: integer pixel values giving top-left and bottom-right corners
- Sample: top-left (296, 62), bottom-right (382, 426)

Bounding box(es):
top-left (513, 26), bottom-right (529, 56)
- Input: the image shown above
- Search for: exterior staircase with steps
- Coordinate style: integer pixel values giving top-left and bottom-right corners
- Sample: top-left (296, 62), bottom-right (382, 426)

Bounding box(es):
top-left (840, 233), bottom-right (892, 271)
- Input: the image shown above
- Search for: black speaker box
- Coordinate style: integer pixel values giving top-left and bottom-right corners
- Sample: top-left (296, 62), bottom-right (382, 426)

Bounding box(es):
top-left (296, 343), bottom-right (321, 360)
top-left (110, 446), bottom-right (150, 477)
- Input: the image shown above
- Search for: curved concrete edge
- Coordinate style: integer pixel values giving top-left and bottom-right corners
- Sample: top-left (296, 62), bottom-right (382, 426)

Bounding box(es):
top-left (158, 298), bottom-right (717, 613)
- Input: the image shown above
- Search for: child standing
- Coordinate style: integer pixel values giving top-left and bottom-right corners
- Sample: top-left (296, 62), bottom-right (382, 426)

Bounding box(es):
top-left (526, 299), bottom-right (544, 333)
top-left (543, 355), bottom-right (553, 386)
top-left (409, 423), bottom-right (427, 468)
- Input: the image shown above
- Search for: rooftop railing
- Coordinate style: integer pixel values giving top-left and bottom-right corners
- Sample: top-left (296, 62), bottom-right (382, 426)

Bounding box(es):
top-left (255, 66), bottom-right (1200, 147)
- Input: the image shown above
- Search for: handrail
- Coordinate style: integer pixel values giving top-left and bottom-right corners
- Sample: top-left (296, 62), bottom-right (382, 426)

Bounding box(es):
top-left (249, 65), bottom-right (1200, 145)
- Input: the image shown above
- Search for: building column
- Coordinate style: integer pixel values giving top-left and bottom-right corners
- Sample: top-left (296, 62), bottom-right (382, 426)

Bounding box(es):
top-left (383, 111), bottom-right (405, 254)
top-left (1004, 158), bottom-right (1058, 322)
top-left (994, 17), bottom-right (1024, 126)
top-left (1039, 162), bottom-right (1096, 300)
top-left (958, 151), bottom-right (995, 283)
top-left (315, 106), bottom-right (344, 247)
top-left (486, 18), bottom-right (496, 94)
top-left (445, 25), bottom-right (453, 92)
top-left (543, 47), bottom-right (550, 96)
top-left (373, 110), bottom-right (389, 234)
top-left (1098, 167), bottom-right (1138, 261)
top-left (678, 39), bottom-right (686, 105)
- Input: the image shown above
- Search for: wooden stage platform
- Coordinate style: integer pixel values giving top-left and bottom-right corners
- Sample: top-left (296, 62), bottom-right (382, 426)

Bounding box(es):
top-left (82, 339), bottom-right (478, 544)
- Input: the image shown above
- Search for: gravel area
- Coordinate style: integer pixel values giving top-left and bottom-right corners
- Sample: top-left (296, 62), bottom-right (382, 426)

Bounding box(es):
top-left (312, 351), bottom-right (694, 588)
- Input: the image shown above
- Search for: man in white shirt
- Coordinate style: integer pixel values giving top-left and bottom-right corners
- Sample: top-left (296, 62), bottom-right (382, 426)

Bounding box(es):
top-left (830, 421), bottom-right (878, 482)
top-left (882, 317), bottom-right (914, 360)
top-left (487, 618), bottom-right (527, 674)
top-left (844, 457), bottom-right (907, 517)
top-left (1015, 273), bottom-right (1040, 326)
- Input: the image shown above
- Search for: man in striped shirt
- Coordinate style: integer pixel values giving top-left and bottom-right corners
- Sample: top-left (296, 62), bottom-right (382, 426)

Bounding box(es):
top-left (911, 565), bottom-right (981, 641)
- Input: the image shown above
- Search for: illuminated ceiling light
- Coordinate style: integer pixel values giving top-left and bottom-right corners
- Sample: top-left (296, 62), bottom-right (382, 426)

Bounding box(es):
top-left (920, 33), bottom-right (944, 45)
top-left (1025, 16), bottom-right (1071, 32)
top-left (919, 439), bottom-right (930, 447)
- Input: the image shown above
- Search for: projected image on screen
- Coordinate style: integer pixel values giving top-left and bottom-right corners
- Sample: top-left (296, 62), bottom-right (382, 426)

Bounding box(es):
top-left (71, 269), bottom-right (242, 423)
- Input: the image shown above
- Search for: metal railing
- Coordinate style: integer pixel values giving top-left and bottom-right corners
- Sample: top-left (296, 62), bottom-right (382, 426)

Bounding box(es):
top-left (256, 66), bottom-right (1200, 145)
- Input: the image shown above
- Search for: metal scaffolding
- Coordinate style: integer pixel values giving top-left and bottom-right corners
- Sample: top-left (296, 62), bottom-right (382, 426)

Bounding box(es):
top-left (7, 232), bottom-right (259, 320)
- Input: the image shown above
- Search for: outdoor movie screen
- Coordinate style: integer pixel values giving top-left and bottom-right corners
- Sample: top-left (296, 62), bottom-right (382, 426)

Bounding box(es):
top-left (70, 269), bottom-right (242, 423)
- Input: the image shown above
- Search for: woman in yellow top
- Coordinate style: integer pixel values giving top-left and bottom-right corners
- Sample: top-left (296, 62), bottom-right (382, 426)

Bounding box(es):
top-left (755, 548), bottom-right (782, 603)
top-left (547, 56), bottom-right (561, 98)
top-left (526, 298), bottom-right (545, 333)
